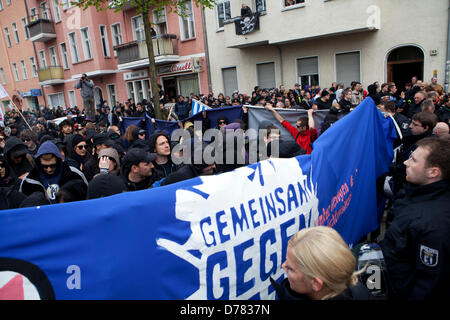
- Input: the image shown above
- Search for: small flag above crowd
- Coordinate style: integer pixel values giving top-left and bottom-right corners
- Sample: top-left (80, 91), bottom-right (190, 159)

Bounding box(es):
top-left (191, 99), bottom-right (211, 116)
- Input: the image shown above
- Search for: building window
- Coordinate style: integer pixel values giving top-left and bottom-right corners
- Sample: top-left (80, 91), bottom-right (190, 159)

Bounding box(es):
top-left (106, 84), bottom-right (116, 106)
top-left (255, 0), bottom-right (267, 12)
top-left (99, 25), bottom-right (110, 57)
top-left (20, 60), bottom-right (28, 80)
top-left (6, 0), bottom-right (10, 5)
top-left (12, 63), bottom-right (20, 81)
top-left (80, 27), bottom-right (93, 60)
top-left (336, 51), bottom-right (361, 87)
top-left (143, 79), bottom-right (151, 99)
top-left (0, 1), bottom-right (3, 11)
top-left (30, 8), bottom-right (38, 21)
top-left (111, 23), bottom-right (122, 56)
top-left (179, 0), bottom-right (195, 40)
top-left (29, 57), bottom-right (38, 77)
top-left (68, 32), bottom-right (80, 63)
top-left (49, 46), bottom-right (59, 66)
top-left (40, 2), bottom-right (50, 20)
top-left (131, 15), bottom-right (145, 41)
top-left (283, 0), bottom-right (305, 8)
top-left (178, 74), bottom-right (199, 97)
top-left (222, 67), bottom-right (238, 97)
top-left (297, 56), bottom-right (319, 89)
top-left (0, 67), bottom-right (6, 85)
top-left (4, 27), bottom-right (11, 48)
top-left (61, 0), bottom-right (70, 10)
top-left (126, 82), bottom-right (135, 100)
top-left (60, 43), bottom-right (69, 69)
top-left (68, 90), bottom-right (77, 107)
top-left (21, 18), bottom-right (30, 40)
top-left (52, 0), bottom-right (62, 22)
top-left (153, 8), bottom-right (167, 35)
top-left (216, 1), bottom-right (231, 29)
top-left (12, 22), bottom-right (19, 44)
top-left (39, 50), bottom-right (47, 69)
top-left (257, 62), bottom-right (276, 90)
top-left (48, 92), bottom-right (65, 109)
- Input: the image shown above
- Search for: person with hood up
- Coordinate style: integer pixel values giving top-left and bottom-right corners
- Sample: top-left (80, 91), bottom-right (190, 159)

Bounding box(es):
top-left (65, 134), bottom-right (91, 171)
top-left (19, 141), bottom-right (87, 203)
top-left (148, 131), bottom-right (178, 181)
top-left (3, 136), bottom-right (35, 180)
top-left (0, 153), bottom-right (18, 189)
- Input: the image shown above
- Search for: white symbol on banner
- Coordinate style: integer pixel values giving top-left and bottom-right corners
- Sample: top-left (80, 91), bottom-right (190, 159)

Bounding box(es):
top-left (157, 158), bottom-right (319, 300)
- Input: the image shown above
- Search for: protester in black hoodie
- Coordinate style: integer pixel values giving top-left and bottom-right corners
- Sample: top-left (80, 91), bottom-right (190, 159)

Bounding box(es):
top-left (270, 226), bottom-right (373, 300)
top-left (65, 134), bottom-right (91, 171)
top-left (3, 136), bottom-right (35, 180)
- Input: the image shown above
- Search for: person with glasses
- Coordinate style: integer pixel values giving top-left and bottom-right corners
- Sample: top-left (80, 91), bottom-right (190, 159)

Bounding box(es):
top-left (264, 103), bottom-right (316, 154)
top-left (65, 134), bottom-right (92, 171)
top-left (19, 141), bottom-right (87, 203)
top-left (19, 129), bottom-right (39, 156)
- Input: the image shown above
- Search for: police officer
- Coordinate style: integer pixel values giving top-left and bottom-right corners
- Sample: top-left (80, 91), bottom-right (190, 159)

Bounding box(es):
top-left (380, 136), bottom-right (450, 300)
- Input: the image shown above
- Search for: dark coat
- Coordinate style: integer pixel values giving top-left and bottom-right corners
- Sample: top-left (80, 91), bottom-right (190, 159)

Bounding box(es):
top-left (3, 137), bottom-right (35, 179)
top-left (380, 180), bottom-right (450, 300)
top-left (270, 277), bottom-right (373, 300)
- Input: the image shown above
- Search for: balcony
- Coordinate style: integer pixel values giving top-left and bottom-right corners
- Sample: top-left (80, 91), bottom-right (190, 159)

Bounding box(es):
top-left (114, 34), bottom-right (179, 71)
top-left (27, 18), bottom-right (56, 42)
top-left (38, 66), bottom-right (64, 86)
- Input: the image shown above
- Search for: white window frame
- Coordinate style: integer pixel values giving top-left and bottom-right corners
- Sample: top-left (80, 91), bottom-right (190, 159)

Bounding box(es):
top-left (68, 32), bottom-right (80, 63)
top-left (0, 0), bottom-right (3, 11)
top-left (30, 8), bottom-right (38, 21)
top-left (255, 0), bottom-right (267, 12)
top-left (0, 67), bottom-right (6, 85)
top-left (106, 84), bottom-right (116, 106)
top-left (12, 22), bottom-right (19, 44)
top-left (256, 61), bottom-right (276, 89)
top-left (59, 42), bottom-right (69, 69)
top-left (12, 63), bottom-right (20, 81)
top-left (68, 90), bottom-right (77, 107)
top-left (99, 25), bottom-right (111, 57)
top-left (49, 46), bottom-right (59, 66)
top-left (61, 0), bottom-right (71, 10)
top-left (153, 8), bottom-right (168, 35)
top-left (179, 1), bottom-right (196, 40)
top-left (29, 57), bottom-right (38, 77)
top-left (39, 50), bottom-right (48, 69)
top-left (40, 2), bottom-right (50, 20)
top-left (334, 50), bottom-right (362, 87)
top-left (51, 0), bottom-right (62, 23)
top-left (47, 92), bottom-right (66, 109)
top-left (80, 27), bottom-right (93, 60)
top-left (281, 0), bottom-right (305, 12)
top-left (216, 1), bottom-right (231, 31)
top-left (296, 55), bottom-right (320, 89)
top-left (4, 27), bottom-right (11, 48)
top-left (21, 18), bottom-right (30, 40)
top-left (111, 23), bottom-right (122, 57)
top-left (20, 60), bottom-right (28, 80)
top-left (6, 0), bottom-right (11, 6)
top-left (131, 15), bottom-right (145, 41)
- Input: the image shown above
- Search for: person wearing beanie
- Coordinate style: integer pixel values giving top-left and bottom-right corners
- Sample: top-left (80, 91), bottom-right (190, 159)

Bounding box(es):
top-left (82, 133), bottom-right (114, 182)
top-left (96, 147), bottom-right (121, 177)
top-left (19, 141), bottom-right (87, 203)
top-left (87, 174), bottom-right (127, 199)
top-left (55, 180), bottom-right (88, 203)
top-left (65, 134), bottom-right (91, 171)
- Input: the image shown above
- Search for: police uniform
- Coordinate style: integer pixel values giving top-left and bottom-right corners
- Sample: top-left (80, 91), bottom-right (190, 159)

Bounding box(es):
top-left (380, 180), bottom-right (450, 299)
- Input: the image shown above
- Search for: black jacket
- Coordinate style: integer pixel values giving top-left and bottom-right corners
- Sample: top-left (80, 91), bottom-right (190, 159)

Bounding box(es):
top-left (380, 180), bottom-right (450, 300)
top-left (3, 137), bottom-right (35, 179)
top-left (338, 99), bottom-right (353, 113)
top-left (160, 164), bottom-right (202, 186)
top-left (270, 277), bottom-right (373, 300)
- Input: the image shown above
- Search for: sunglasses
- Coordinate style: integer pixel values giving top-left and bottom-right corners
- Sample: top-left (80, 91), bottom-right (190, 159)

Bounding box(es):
top-left (76, 145), bottom-right (88, 150)
top-left (22, 138), bottom-right (31, 142)
top-left (41, 163), bottom-right (58, 169)
top-left (0, 138), bottom-right (4, 142)
top-left (218, 121), bottom-right (227, 124)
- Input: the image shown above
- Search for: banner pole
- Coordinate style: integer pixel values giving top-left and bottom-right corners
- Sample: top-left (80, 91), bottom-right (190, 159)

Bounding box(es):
top-left (11, 101), bottom-right (33, 131)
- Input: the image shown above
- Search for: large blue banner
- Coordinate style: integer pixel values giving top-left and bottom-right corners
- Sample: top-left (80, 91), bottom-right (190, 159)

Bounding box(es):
top-left (0, 98), bottom-right (395, 299)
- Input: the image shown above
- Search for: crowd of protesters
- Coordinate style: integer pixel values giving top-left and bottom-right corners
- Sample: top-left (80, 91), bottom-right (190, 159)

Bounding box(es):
top-left (1, 74), bottom-right (449, 300)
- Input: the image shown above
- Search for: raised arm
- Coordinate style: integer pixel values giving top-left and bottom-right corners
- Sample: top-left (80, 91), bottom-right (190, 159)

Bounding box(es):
top-left (307, 108), bottom-right (315, 129)
top-left (264, 103), bottom-right (285, 123)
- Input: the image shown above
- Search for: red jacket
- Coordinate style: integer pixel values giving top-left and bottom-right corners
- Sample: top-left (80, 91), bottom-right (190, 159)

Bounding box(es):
top-left (282, 120), bottom-right (317, 154)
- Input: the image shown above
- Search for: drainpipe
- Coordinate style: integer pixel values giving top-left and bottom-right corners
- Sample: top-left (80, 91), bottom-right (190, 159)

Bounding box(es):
top-left (201, 7), bottom-right (212, 93)
top-left (277, 46), bottom-right (284, 87)
top-left (24, 0), bottom-right (48, 110)
top-left (445, 2), bottom-right (450, 92)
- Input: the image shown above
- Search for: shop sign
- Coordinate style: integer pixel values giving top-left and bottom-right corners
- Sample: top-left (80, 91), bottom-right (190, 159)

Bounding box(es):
top-left (124, 70), bottom-right (149, 81)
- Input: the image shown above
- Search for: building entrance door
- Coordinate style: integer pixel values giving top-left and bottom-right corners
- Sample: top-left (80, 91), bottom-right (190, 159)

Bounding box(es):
top-left (387, 46), bottom-right (424, 94)
top-left (163, 78), bottom-right (177, 101)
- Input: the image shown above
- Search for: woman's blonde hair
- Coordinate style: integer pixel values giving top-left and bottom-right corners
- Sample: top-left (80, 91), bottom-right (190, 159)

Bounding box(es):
top-left (288, 226), bottom-right (361, 300)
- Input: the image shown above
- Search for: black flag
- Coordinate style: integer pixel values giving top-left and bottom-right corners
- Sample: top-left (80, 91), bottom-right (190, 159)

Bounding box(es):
top-left (235, 13), bottom-right (260, 35)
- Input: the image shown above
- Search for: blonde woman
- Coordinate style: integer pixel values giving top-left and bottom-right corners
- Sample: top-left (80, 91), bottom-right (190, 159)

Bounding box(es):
top-left (271, 226), bottom-right (372, 300)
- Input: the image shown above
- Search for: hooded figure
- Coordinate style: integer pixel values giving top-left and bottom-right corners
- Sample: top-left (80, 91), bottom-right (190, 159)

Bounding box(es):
top-left (19, 141), bottom-right (87, 203)
top-left (0, 153), bottom-right (18, 189)
top-left (65, 134), bottom-right (91, 170)
top-left (3, 136), bottom-right (35, 180)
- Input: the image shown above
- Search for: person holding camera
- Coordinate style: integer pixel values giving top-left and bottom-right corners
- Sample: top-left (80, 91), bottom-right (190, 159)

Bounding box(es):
top-left (75, 73), bottom-right (95, 122)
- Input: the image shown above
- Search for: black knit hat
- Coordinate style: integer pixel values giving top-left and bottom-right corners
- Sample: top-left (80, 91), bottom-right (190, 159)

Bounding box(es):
top-left (71, 134), bottom-right (85, 149)
top-left (87, 174), bottom-right (127, 199)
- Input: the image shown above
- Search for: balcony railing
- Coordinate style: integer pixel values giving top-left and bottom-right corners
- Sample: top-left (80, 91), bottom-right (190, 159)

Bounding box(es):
top-left (114, 34), bottom-right (179, 69)
top-left (27, 16), bottom-right (56, 42)
top-left (38, 66), bottom-right (64, 85)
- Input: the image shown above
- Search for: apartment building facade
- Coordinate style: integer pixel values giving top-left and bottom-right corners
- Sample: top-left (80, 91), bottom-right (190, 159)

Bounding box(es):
top-left (204, 0), bottom-right (448, 96)
top-left (0, 0), bottom-right (210, 112)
